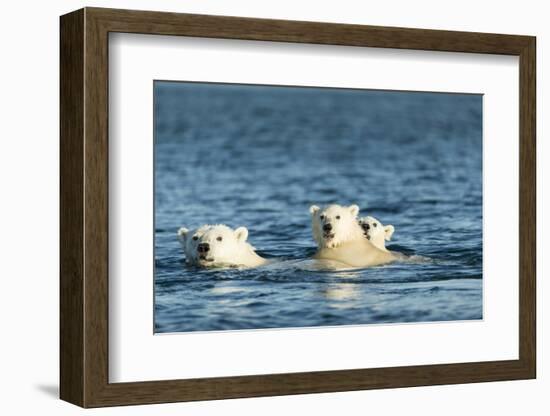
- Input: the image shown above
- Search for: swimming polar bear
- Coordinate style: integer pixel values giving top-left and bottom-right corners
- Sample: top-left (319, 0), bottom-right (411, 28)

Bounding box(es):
top-left (309, 204), bottom-right (396, 268)
top-left (358, 216), bottom-right (395, 252)
top-left (177, 224), bottom-right (267, 268)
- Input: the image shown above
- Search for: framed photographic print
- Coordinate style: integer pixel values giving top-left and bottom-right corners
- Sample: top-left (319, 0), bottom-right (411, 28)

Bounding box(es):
top-left (60, 7), bottom-right (536, 408)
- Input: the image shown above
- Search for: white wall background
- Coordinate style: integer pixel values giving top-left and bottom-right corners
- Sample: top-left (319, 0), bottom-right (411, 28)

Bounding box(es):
top-left (0, 0), bottom-right (545, 414)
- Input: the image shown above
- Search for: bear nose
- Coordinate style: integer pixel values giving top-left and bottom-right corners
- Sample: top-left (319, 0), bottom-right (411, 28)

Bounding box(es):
top-left (323, 223), bottom-right (332, 231)
top-left (363, 223), bottom-right (370, 230)
top-left (197, 243), bottom-right (210, 253)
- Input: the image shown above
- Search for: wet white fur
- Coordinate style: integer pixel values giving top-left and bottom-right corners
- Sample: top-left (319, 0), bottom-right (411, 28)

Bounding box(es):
top-left (309, 204), bottom-right (396, 268)
top-left (309, 204), bottom-right (364, 249)
top-left (177, 224), bottom-right (266, 268)
top-left (358, 215), bottom-right (395, 252)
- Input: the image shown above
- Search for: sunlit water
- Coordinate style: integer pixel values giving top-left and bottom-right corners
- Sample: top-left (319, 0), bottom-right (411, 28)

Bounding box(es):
top-left (154, 82), bottom-right (482, 333)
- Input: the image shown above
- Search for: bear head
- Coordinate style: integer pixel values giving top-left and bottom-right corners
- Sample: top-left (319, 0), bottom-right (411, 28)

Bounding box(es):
top-left (358, 216), bottom-right (395, 251)
top-left (309, 204), bottom-right (364, 249)
top-left (177, 224), bottom-right (251, 267)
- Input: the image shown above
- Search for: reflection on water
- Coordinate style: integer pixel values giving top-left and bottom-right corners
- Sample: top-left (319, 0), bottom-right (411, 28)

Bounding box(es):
top-left (209, 285), bottom-right (247, 296)
top-left (154, 82), bottom-right (483, 333)
top-left (324, 285), bottom-right (359, 301)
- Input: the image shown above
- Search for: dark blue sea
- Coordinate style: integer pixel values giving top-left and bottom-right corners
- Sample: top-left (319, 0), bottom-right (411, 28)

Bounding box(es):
top-left (154, 81), bottom-right (482, 333)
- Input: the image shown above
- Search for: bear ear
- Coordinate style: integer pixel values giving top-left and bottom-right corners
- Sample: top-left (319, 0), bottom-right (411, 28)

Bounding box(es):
top-left (384, 225), bottom-right (395, 241)
top-left (235, 227), bottom-right (249, 242)
top-left (177, 227), bottom-right (189, 238)
top-left (349, 204), bottom-right (360, 217)
top-left (309, 205), bottom-right (320, 215)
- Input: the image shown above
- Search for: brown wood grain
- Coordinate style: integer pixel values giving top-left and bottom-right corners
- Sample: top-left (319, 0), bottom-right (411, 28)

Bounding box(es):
top-left (518, 38), bottom-right (536, 375)
top-left (59, 8), bottom-right (85, 407)
top-left (60, 7), bottom-right (537, 408)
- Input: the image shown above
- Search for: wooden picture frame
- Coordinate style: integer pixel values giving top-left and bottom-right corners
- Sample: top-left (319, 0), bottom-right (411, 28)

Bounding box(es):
top-left (60, 7), bottom-right (536, 408)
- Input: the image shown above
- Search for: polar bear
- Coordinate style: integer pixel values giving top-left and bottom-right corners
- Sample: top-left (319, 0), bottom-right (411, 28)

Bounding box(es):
top-left (358, 216), bottom-right (395, 252)
top-left (177, 224), bottom-right (267, 268)
top-left (309, 204), bottom-right (396, 268)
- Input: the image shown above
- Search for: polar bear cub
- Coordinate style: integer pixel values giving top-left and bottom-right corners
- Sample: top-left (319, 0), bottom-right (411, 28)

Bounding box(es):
top-left (309, 204), bottom-right (395, 268)
top-left (358, 216), bottom-right (395, 252)
top-left (177, 224), bottom-right (267, 268)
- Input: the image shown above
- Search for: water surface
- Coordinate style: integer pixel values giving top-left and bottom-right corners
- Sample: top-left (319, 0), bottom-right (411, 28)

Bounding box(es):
top-left (154, 82), bottom-right (482, 333)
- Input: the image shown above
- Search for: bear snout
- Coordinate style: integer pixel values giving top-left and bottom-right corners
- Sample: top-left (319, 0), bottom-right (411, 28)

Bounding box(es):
top-left (323, 223), bottom-right (332, 232)
top-left (197, 243), bottom-right (210, 253)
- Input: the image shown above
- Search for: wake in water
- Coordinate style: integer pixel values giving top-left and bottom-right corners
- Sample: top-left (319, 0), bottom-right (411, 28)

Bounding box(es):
top-left (187, 249), bottom-right (433, 274)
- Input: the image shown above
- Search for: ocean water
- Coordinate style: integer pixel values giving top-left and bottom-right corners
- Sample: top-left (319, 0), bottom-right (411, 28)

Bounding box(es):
top-left (154, 81), bottom-right (483, 333)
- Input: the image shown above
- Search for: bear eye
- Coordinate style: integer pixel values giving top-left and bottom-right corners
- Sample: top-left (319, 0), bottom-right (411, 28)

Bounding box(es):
top-left (336, 215), bottom-right (341, 220)
top-left (373, 223), bottom-right (378, 227)
top-left (192, 235), bottom-right (198, 241)
top-left (217, 236), bottom-right (223, 242)
top-left (320, 215), bottom-right (325, 220)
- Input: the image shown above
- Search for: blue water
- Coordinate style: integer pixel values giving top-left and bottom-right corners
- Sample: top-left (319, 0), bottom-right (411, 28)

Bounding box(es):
top-left (154, 81), bottom-right (482, 333)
